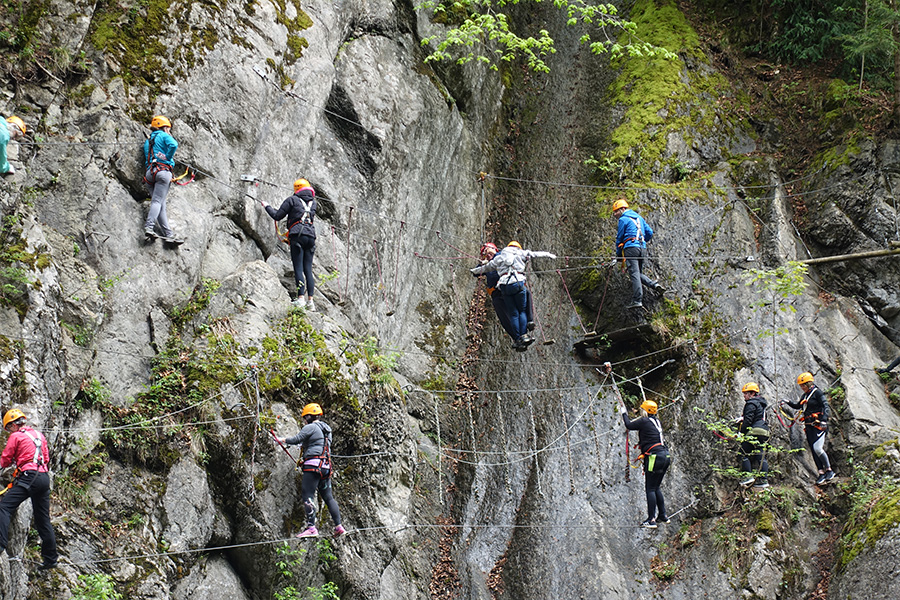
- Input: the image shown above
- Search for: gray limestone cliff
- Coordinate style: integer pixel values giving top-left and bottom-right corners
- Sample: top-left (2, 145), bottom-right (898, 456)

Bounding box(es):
top-left (1, 1), bottom-right (899, 599)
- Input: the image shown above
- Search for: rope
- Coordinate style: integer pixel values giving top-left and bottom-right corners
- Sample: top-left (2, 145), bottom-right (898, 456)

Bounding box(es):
top-left (341, 207), bottom-right (354, 303)
top-left (557, 268), bottom-right (589, 335)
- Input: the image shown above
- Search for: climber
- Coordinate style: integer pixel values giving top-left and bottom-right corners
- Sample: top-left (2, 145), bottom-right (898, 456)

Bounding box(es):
top-left (737, 382), bottom-right (770, 489)
top-left (275, 403), bottom-right (345, 538)
top-left (621, 399), bottom-right (671, 528)
top-left (476, 242), bottom-right (535, 348)
top-left (612, 199), bottom-right (664, 309)
top-left (143, 115), bottom-right (184, 244)
top-left (785, 372), bottom-right (835, 485)
top-left (470, 241), bottom-right (555, 350)
top-left (261, 179), bottom-right (318, 310)
top-left (0, 409), bottom-right (58, 570)
top-left (1, 116), bottom-right (26, 177)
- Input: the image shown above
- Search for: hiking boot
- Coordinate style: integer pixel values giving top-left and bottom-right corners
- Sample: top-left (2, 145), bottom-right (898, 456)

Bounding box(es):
top-left (815, 473), bottom-right (827, 485)
top-left (292, 296), bottom-right (306, 308)
top-left (514, 344), bottom-right (528, 353)
top-left (824, 470), bottom-right (836, 482)
top-left (296, 526), bottom-right (319, 538)
top-left (656, 516), bottom-right (670, 524)
top-left (522, 334), bottom-right (535, 347)
top-left (625, 302), bottom-right (643, 309)
top-left (740, 476), bottom-right (756, 488)
top-left (144, 227), bottom-right (157, 238)
top-left (306, 298), bottom-right (316, 312)
top-left (654, 283), bottom-right (667, 294)
top-left (752, 480), bottom-right (770, 490)
top-left (877, 367), bottom-right (889, 374)
top-left (640, 519), bottom-right (657, 529)
top-left (162, 233), bottom-right (184, 245)
top-left (2, 165), bottom-right (15, 176)
top-left (334, 524), bottom-right (346, 537)
top-left (38, 560), bottom-right (57, 570)
top-left (526, 321), bottom-right (536, 332)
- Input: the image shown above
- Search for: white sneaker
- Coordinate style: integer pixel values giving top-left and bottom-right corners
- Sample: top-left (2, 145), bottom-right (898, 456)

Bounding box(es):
top-left (292, 296), bottom-right (306, 308)
top-left (306, 298), bottom-right (316, 311)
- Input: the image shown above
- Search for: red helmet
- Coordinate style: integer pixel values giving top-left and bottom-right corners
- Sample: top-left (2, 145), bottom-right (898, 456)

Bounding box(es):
top-left (480, 242), bottom-right (498, 258)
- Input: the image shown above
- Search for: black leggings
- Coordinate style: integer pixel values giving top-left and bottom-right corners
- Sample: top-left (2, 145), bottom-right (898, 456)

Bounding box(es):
top-left (644, 453), bottom-right (670, 521)
top-left (290, 234), bottom-right (316, 297)
top-left (805, 424), bottom-right (831, 471)
top-left (0, 471), bottom-right (57, 564)
top-left (301, 470), bottom-right (341, 528)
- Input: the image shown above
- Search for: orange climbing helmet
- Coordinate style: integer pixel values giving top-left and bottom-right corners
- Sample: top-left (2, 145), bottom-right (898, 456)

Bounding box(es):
top-left (796, 372), bottom-right (814, 386)
top-left (3, 408), bottom-right (26, 430)
top-left (640, 400), bottom-right (658, 415)
top-left (507, 241), bottom-right (522, 249)
top-left (612, 199), bottom-right (629, 212)
top-left (742, 382), bottom-right (760, 394)
top-left (6, 116), bottom-right (25, 135)
top-left (301, 403), bottom-right (323, 418)
top-left (293, 178), bottom-right (312, 193)
top-left (150, 115), bottom-right (172, 129)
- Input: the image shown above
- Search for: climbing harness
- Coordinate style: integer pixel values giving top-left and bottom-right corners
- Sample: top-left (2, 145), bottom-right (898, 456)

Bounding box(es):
top-left (142, 132), bottom-right (173, 184)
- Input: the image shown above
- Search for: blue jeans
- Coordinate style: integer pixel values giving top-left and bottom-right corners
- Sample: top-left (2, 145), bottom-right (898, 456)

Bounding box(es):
top-left (500, 281), bottom-right (527, 339)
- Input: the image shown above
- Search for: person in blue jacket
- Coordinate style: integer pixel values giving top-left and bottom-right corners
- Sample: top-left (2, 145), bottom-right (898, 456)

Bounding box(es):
top-left (477, 243), bottom-right (534, 347)
top-left (612, 199), bottom-right (664, 309)
top-left (1, 116), bottom-right (25, 176)
top-left (261, 178), bottom-right (318, 310)
top-left (143, 116), bottom-right (183, 244)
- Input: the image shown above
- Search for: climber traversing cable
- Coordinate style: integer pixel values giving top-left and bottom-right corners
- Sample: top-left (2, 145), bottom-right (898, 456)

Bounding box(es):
top-left (274, 403), bottom-right (345, 538)
top-left (260, 178), bottom-right (319, 310)
top-left (471, 241), bottom-right (555, 350)
top-left (785, 372), bottom-right (835, 485)
top-left (143, 116), bottom-right (184, 245)
top-left (736, 382), bottom-right (770, 489)
top-left (612, 199), bottom-right (665, 310)
top-left (474, 242), bottom-right (535, 351)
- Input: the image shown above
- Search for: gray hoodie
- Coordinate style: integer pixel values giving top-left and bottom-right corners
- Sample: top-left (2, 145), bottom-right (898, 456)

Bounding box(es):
top-left (286, 420), bottom-right (332, 460)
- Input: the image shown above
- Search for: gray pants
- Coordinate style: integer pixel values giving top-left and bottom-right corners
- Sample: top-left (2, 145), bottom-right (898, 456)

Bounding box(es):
top-left (145, 167), bottom-right (173, 236)
top-left (624, 246), bottom-right (657, 305)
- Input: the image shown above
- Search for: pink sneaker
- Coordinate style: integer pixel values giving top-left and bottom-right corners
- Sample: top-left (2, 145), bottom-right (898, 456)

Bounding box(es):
top-left (334, 524), bottom-right (346, 537)
top-left (296, 526), bottom-right (319, 538)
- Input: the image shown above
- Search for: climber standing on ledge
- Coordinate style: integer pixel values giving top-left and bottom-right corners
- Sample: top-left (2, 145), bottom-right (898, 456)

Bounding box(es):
top-left (260, 179), bottom-right (318, 310)
top-left (275, 403), bottom-right (344, 538)
top-left (143, 115), bottom-right (184, 244)
top-left (0, 409), bottom-right (58, 570)
top-left (785, 372), bottom-right (835, 485)
top-left (470, 241), bottom-right (555, 350)
top-left (612, 199), bottom-right (664, 309)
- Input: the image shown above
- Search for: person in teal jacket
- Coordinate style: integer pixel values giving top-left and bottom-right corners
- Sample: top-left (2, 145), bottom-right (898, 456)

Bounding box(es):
top-left (613, 198), bottom-right (664, 309)
top-left (143, 115), bottom-right (183, 244)
top-left (1, 116), bottom-right (26, 176)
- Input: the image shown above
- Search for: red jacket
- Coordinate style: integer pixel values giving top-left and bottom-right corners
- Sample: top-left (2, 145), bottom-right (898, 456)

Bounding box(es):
top-left (1, 426), bottom-right (50, 472)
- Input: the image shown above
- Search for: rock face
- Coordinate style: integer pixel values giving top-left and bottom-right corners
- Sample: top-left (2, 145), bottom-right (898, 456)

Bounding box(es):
top-left (2, 1), bottom-right (900, 599)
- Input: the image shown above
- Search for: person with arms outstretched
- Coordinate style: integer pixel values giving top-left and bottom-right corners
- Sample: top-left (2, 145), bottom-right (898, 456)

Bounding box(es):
top-left (471, 241), bottom-right (554, 350)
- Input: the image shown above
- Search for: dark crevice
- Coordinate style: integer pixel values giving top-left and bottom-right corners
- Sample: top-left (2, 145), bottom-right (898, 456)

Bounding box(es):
top-left (324, 83), bottom-right (382, 180)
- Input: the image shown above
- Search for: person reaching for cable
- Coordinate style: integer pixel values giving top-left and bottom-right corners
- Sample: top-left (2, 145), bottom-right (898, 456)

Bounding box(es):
top-left (471, 241), bottom-right (554, 350)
